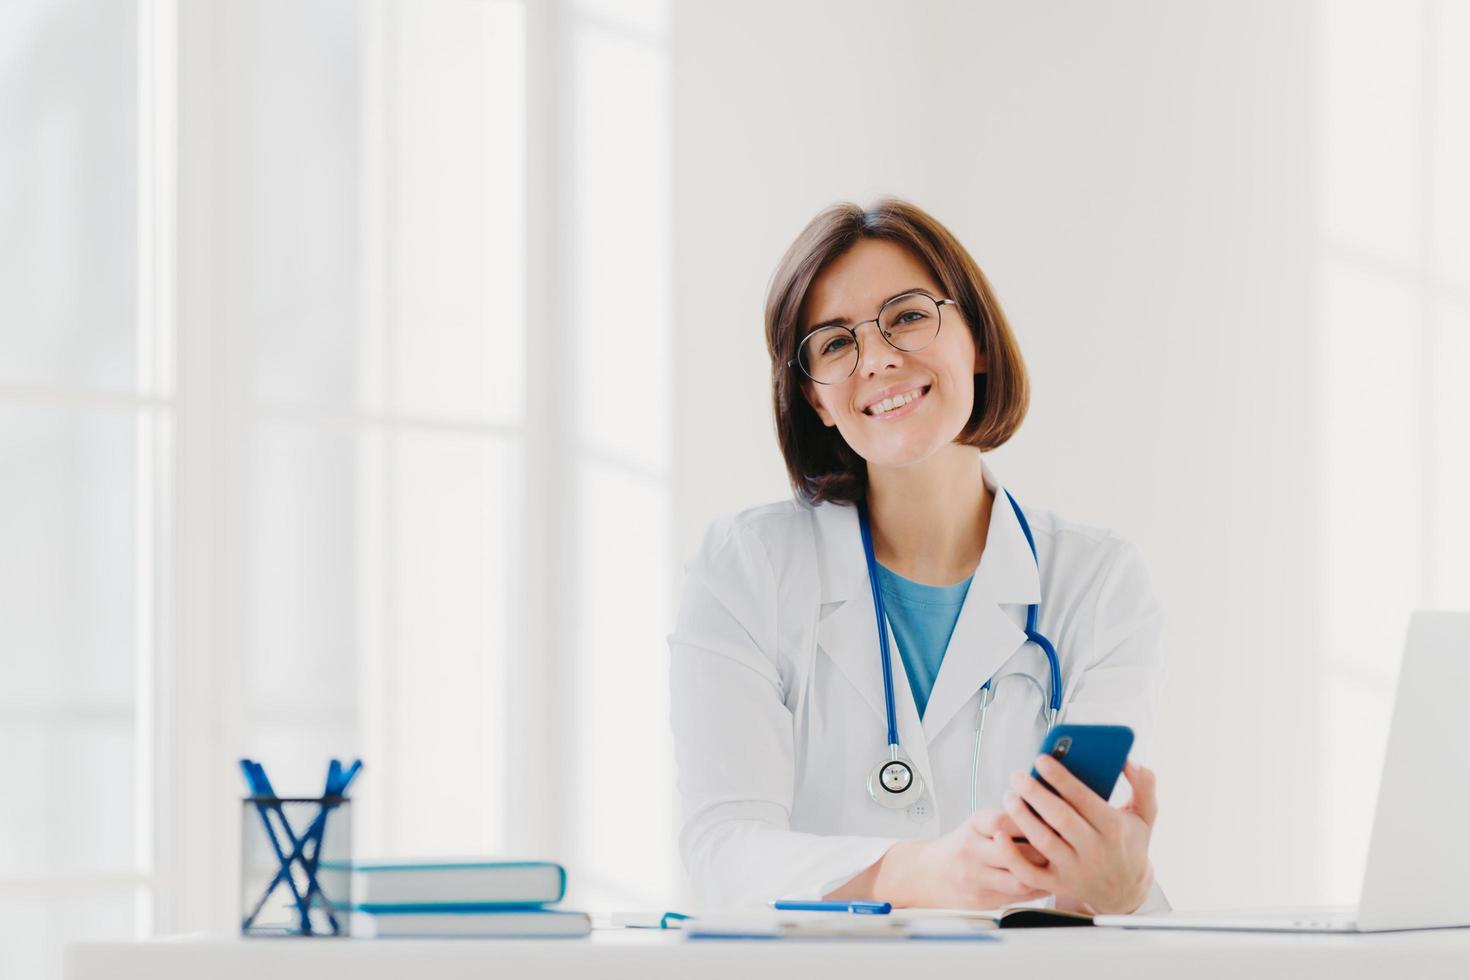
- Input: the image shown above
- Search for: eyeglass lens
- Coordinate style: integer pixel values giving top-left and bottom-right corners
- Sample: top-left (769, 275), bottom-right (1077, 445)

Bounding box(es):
top-left (797, 292), bottom-right (943, 384)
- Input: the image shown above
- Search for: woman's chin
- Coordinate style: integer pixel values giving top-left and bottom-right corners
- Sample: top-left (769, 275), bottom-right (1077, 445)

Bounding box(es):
top-left (858, 436), bottom-right (951, 471)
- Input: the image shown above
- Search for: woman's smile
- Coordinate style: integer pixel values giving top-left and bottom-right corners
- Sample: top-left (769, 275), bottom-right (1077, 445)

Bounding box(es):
top-left (861, 383), bottom-right (931, 420)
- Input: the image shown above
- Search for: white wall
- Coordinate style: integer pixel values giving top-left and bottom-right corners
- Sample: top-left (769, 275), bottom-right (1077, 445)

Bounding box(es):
top-left (672, 0), bottom-right (1469, 908)
top-left (4, 7), bottom-right (1466, 969)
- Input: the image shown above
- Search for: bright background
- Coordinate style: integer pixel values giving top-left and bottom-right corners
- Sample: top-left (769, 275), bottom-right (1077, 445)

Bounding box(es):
top-left (2, 0), bottom-right (1467, 976)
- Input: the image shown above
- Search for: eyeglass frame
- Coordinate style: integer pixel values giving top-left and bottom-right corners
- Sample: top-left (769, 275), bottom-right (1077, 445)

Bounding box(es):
top-left (787, 291), bottom-right (957, 385)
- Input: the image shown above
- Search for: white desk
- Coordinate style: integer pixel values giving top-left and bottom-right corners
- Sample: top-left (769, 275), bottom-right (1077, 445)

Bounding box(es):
top-left (65, 926), bottom-right (1470, 979)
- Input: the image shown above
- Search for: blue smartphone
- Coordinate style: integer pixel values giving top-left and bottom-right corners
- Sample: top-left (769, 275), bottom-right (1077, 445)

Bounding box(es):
top-left (1030, 724), bottom-right (1134, 802)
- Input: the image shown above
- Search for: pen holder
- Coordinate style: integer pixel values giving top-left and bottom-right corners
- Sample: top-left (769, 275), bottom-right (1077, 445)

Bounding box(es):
top-left (240, 795), bottom-right (352, 937)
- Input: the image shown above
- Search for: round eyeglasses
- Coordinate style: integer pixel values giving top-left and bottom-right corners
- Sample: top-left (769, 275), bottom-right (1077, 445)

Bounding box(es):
top-left (788, 292), bottom-right (956, 385)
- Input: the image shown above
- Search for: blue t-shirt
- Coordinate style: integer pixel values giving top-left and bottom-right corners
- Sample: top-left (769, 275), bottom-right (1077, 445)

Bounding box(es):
top-left (875, 563), bottom-right (973, 719)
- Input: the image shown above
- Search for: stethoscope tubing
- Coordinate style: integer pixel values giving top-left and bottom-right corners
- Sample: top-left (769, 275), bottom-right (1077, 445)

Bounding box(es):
top-left (1003, 489), bottom-right (1062, 710)
top-left (857, 499), bottom-right (903, 749)
top-left (859, 487), bottom-right (1062, 768)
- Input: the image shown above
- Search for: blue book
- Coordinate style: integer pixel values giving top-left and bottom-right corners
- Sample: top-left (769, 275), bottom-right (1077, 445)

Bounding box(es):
top-left (360, 907), bottom-right (590, 938)
top-left (346, 859), bottom-right (567, 908)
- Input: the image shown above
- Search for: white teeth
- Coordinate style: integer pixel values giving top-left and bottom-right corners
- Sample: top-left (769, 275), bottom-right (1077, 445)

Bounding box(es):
top-left (868, 388), bottom-right (924, 416)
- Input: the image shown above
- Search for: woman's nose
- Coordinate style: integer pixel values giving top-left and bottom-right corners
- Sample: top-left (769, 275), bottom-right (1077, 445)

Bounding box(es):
top-left (855, 321), bottom-right (902, 377)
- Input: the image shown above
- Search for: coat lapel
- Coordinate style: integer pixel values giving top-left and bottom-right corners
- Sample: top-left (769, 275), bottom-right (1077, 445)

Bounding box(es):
top-left (918, 595), bottom-right (1028, 743)
top-left (810, 459), bottom-right (1044, 752)
top-left (811, 501), bottom-right (892, 729)
top-left (920, 465), bottom-right (1043, 741)
top-left (811, 503), bottom-right (934, 790)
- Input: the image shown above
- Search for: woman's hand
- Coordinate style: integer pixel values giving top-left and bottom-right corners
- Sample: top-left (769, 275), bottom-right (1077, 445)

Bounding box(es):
top-left (861, 809), bottom-right (1053, 909)
top-left (988, 757), bottom-right (1158, 914)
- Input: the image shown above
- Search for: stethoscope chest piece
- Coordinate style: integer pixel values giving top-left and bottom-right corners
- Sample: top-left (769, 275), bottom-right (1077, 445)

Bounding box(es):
top-left (867, 752), bottom-right (924, 809)
top-left (857, 491), bottom-right (1062, 814)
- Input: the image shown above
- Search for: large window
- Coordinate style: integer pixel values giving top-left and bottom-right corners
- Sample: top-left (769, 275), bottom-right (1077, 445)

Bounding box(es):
top-left (235, 0), bottom-right (529, 865)
top-left (1, 0), bottom-right (677, 974)
top-left (1, 2), bottom-right (163, 975)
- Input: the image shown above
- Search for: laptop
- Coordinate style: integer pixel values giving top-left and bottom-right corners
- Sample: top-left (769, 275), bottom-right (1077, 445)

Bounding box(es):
top-left (1095, 610), bottom-right (1470, 933)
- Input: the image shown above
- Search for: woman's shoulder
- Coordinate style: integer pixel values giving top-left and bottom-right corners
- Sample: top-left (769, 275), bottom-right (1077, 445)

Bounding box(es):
top-left (1008, 497), bottom-right (1153, 597)
top-left (722, 495), bottom-right (813, 533)
top-left (1005, 498), bottom-right (1162, 686)
top-left (692, 495), bottom-right (818, 564)
top-left (689, 494), bottom-right (854, 591)
top-left (1024, 502), bottom-right (1129, 553)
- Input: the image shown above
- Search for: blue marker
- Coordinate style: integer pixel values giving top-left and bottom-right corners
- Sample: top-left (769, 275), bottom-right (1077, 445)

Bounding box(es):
top-left (770, 900), bottom-right (892, 915)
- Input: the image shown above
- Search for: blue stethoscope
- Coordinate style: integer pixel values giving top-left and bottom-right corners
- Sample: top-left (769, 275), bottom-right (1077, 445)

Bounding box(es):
top-left (858, 489), bottom-right (1062, 812)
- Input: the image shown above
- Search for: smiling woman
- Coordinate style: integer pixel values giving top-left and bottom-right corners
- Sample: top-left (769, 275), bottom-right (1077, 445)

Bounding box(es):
top-left (767, 200), bottom-right (1029, 506)
top-left (668, 197), bottom-right (1168, 915)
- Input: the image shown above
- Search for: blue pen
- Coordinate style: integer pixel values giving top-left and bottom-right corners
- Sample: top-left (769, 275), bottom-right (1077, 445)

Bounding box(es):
top-left (282, 758), bottom-right (363, 934)
top-left (771, 900), bottom-right (892, 915)
top-left (295, 759), bottom-right (347, 934)
top-left (239, 760), bottom-right (313, 931)
top-left (240, 757), bottom-right (364, 935)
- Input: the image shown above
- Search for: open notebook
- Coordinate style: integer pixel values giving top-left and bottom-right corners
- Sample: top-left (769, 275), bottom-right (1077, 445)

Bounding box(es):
top-left (680, 906), bottom-right (1091, 939)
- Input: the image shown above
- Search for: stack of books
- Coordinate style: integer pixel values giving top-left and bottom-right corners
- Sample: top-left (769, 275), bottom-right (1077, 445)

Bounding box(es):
top-left (351, 859), bottom-right (590, 938)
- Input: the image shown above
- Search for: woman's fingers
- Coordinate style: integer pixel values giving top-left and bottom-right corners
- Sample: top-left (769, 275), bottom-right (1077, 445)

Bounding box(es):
top-left (1032, 755), bottom-right (1112, 830)
top-left (967, 808), bottom-right (1010, 838)
top-left (967, 807), bottom-right (1028, 842)
top-left (1002, 787), bottom-right (1074, 866)
top-left (990, 831), bottom-right (1060, 893)
top-left (1010, 771), bottom-right (1095, 846)
top-left (987, 866), bottom-right (1051, 899)
top-left (984, 867), bottom-right (1050, 901)
top-left (1012, 839), bottom-right (1049, 866)
top-left (995, 811), bottom-right (1027, 840)
top-left (971, 762), bottom-right (1161, 912)
top-left (1123, 760), bottom-right (1159, 827)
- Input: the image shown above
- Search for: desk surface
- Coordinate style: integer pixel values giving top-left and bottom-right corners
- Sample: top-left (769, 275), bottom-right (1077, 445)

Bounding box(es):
top-left (64, 926), bottom-right (1470, 980)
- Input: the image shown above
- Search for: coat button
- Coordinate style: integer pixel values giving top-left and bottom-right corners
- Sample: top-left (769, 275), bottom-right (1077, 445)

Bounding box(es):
top-left (907, 799), bottom-right (931, 821)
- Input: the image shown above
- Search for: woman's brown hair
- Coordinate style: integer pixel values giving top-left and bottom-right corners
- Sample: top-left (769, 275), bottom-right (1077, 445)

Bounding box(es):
top-left (765, 197), bottom-right (1030, 504)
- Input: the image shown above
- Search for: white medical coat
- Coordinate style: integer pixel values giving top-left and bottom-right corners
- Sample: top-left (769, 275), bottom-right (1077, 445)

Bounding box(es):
top-left (668, 459), bottom-right (1168, 910)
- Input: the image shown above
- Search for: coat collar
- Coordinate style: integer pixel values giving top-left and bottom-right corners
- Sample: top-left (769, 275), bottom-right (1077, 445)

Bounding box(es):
top-left (812, 457), bottom-right (1042, 748)
top-left (812, 457), bottom-right (1040, 606)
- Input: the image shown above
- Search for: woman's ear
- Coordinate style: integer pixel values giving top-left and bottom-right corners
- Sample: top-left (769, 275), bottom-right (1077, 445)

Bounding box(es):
top-left (801, 381), bottom-right (836, 427)
top-left (974, 345), bottom-right (989, 375)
